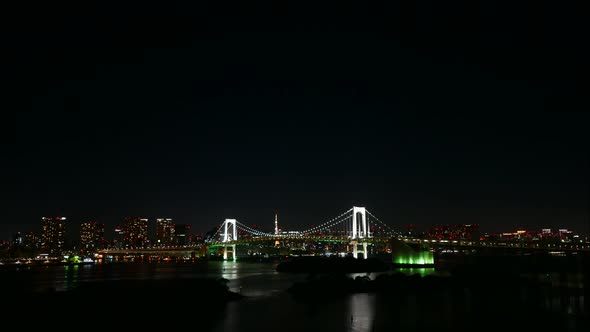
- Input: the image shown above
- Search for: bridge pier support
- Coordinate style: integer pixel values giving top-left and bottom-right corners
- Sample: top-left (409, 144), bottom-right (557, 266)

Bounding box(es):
top-left (350, 206), bottom-right (370, 259)
top-left (221, 218), bottom-right (238, 261)
top-left (223, 244), bottom-right (237, 261)
top-left (351, 241), bottom-right (368, 259)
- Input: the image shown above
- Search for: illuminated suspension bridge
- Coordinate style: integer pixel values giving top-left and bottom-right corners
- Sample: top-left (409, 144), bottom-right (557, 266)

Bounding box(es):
top-left (206, 206), bottom-right (397, 260)
top-left (98, 204), bottom-right (589, 262)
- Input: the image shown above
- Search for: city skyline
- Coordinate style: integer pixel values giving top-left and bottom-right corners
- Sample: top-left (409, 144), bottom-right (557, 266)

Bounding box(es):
top-left (1, 2), bottom-right (586, 241)
top-left (2, 209), bottom-right (587, 244)
top-left (1, 2), bottom-right (586, 331)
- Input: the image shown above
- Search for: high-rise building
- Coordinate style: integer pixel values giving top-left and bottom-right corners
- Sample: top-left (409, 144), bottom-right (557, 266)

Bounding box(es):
top-left (12, 232), bottom-right (23, 246)
top-left (155, 218), bottom-right (175, 247)
top-left (24, 231), bottom-right (41, 250)
top-left (40, 216), bottom-right (66, 256)
top-left (190, 233), bottom-right (203, 245)
top-left (457, 224), bottom-right (480, 241)
top-left (113, 226), bottom-right (126, 249)
top-left (174, 224), bottom-right (190, 246)
top-left (80, 221), bottom-right (105, 254)
top-left (559, 229), bottom-right (574, 242)
top-left (427, 224), bottom-right (480, 241)
top-left (122, 217), bottom-right (149, 248)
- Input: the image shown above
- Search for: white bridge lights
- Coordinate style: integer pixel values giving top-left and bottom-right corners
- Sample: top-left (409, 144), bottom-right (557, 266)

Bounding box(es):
top-left (222, 218), bottom-right (237, 261)
top-left (222, 219), bottom-right (237, 243)
top-left (351, 206), bottom-right (369, 239)
top-left (214, 207), bottom-right (381, 260)
top-left (351, 206), bottom-right (370, 259)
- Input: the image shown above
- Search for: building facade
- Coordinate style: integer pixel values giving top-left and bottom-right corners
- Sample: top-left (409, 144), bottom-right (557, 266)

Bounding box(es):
top-left (122, 217), bottom-right (149, 248)
top-left (40, 217), bottom-right (66, 256)
top-left (155, 218), bottom-right (175, 247)
top-left (80, 221), bottom-right (105, 254)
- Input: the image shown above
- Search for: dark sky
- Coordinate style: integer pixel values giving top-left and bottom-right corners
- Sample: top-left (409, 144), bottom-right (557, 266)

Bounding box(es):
top-left (0, 1), bottom-right (587, 241)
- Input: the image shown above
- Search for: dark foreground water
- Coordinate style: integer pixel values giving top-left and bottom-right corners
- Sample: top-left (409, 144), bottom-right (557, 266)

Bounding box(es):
top-left (1, 260), bottom-right (588, 331)
top-left (2, 260), bottom-right (443, 295)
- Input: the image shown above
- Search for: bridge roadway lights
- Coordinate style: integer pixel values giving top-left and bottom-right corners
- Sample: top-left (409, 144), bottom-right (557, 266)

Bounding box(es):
top-left (351, 240), bottom-right (369, 259)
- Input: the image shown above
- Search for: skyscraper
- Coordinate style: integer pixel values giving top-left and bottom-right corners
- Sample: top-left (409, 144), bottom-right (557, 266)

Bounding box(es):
top-left (24, 231), bottom-right (40, 251)
top-left (40, 217), bottom-right (66, 256)
top-left (122, 217), bottom-right (148, 248)
top-left (155, 218), bottom-right (175, 246)
top-left (80, 221), bottom-right (105, 254)
top-left (113, 226), bottom-right (126, 249)
top-left (174, 224), bottom-right (190, 246)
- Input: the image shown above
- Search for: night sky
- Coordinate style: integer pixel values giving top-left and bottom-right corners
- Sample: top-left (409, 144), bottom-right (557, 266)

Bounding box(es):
top-left (1, 1), bottom-right (587, 241)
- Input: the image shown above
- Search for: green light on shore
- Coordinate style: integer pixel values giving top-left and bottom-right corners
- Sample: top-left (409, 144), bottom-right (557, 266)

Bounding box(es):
top-left (393, 250), bottom-right (434, 266)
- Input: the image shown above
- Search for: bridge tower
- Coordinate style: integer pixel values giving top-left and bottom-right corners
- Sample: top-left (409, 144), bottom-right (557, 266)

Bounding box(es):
top-left (222, 219), bottom-right (237, 261)
top-left (274, 210), bottom-right (280, 246)
top-left (351, 206), bottom-right (370, 259)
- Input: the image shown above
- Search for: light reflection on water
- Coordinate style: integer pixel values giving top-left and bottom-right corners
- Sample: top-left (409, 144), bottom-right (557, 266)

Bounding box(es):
top-left (6, 261), bottom-right (438, 294)
top-left (5, 262), bottom-right (438, 332)
top-left (62, 264), bottom-right (79, 290)
top-left (347, 293), bottom-right (376, 332)
top-left (347, 267), bottom-right (440, 280)
top-left (210, 265), bottom-right (437, 332)
top-left (4, 261), bottom-right (586, 331)
top-left (219, 260), bottom-right (298, 296)
top-left (216, 292), bottom-right (380, 332)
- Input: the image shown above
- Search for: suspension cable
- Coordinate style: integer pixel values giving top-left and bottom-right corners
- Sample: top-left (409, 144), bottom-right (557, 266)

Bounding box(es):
top-left (299, 208), bottom-right (353, 235)
top-left (366, 210), bottom-right (396, 236)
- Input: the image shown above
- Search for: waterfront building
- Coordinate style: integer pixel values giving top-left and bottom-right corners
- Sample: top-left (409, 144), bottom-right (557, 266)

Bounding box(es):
top-left (80, 221), bottom-right (105, 254)
top-left (122, 217), bottom-right (149, 248)
top-left (40, 216), bottom-right (66, 256)
top-left (174, 224), bottom-right (190, 246)
top-left (155, 218), bottom-right (175, 246)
